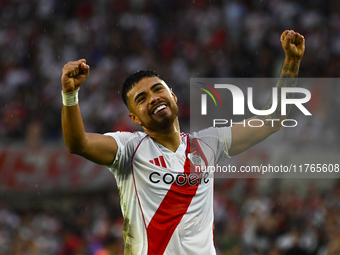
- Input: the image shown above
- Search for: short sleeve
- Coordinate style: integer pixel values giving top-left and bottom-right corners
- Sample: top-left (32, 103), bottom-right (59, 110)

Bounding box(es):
top-left (104, 131), bottom-right (142, 174)
top-left (193, 126), bottom-right (232, 163)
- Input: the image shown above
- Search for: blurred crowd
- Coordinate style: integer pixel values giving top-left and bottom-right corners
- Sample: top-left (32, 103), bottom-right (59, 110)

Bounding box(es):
top-left (1, 180), bottom-right (340, 255)
top-left (214, 180), bottom-right (340, 255)
top-left (1, 0), bottom-right (340, 143)
top-left (0, 192), bottom-right (125, 255)
top-left (1, 0), bottom-right (340, 255)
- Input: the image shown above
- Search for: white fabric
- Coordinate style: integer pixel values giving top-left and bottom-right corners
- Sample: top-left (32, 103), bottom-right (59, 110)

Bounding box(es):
top-left (105, 127), bottom-right (232, 255)
top-left (61, 88), bottom-right (79, 106)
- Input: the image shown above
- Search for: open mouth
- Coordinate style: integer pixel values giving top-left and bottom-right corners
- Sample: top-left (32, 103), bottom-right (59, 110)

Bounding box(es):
top-left (153, 105), bottom-right (167, 114)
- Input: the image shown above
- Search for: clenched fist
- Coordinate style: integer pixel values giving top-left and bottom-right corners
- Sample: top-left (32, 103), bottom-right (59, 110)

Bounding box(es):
top-left (281, 30), bottom-right (305, 61)
top-left (61, 59), bottom-right (90, 93)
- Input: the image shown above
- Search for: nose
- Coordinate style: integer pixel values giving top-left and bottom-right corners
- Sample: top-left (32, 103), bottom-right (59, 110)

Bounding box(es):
top-left (149, 92), bottom-right (160, 104)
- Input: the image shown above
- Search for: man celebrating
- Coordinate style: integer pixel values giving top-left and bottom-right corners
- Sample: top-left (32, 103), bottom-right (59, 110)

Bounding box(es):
top-left (61, 30), bottom-right (305, 255)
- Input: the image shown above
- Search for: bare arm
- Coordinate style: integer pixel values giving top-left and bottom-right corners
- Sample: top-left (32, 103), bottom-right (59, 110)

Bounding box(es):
top-left (229, 30), bottom-right (305, 156)
top-left (61, 59), bottom-right (117, 165)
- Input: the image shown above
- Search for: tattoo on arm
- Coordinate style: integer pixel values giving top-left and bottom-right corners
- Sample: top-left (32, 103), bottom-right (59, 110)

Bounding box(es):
top-left (281, 63), bottom-right (299, 78)
top-left (257, 61), bottom-right (300, 125)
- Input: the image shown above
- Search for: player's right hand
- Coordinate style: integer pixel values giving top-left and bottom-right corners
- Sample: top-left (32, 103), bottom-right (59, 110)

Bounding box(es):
top-left (61, 59), bottom-right (90, 92)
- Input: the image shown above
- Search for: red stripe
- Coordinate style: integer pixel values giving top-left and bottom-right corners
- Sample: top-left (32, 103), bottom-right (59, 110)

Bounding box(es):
top-left (159, 156), bottom-right (166, 168)
top-left (149, 160), bottom-right (154, 164)
top-left (154, 158), bottom-right (160, 166)
top-left (146, 135), bottom-right (201, 255)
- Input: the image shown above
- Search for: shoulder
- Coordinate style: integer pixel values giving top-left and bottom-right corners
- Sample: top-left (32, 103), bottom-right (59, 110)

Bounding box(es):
top-left (189, 126), bottom-right (232, 139)
top-left (188, 126), bottom-right (232, 153)
top-left (104, 131), bottom-right (148, 148)
top-left (104, 131), bottom-right (149, 170)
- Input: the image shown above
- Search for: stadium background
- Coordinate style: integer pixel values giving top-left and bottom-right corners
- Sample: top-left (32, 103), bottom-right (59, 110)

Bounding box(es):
top-left (1, 0), bottom-right (340, 254)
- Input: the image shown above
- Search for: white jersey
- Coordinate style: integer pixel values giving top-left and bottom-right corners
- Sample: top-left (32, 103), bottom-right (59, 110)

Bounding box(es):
top-left (105, 127), bottom-right (232, 255)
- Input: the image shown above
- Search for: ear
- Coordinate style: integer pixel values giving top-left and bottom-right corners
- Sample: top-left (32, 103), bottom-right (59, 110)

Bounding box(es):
top-left (129, 112), bottom-right (142, 126)
top-left (170, 88), bottom-right (177, 102)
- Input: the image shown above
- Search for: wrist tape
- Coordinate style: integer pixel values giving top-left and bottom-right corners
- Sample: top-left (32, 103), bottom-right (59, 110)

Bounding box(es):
top-left (61, 88), bottom-right (80, 106)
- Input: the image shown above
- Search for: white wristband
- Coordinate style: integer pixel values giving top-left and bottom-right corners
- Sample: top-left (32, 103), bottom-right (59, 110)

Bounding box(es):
top-left (61, 88), bottom-right (79, 106)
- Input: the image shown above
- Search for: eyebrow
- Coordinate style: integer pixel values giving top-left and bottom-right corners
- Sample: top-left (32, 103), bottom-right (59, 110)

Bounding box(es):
top-left (134, 82), bottom-right (164, 103)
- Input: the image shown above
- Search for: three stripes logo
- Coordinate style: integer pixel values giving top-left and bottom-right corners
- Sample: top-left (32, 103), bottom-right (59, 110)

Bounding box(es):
top-left (196, 82), bottom-right (222, 115)
top-left (149, 156), bottom-right (167, 168)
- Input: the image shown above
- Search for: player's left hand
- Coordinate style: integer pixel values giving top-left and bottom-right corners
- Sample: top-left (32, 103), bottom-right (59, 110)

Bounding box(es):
top-left (281, 30), bottom-right (305, 61)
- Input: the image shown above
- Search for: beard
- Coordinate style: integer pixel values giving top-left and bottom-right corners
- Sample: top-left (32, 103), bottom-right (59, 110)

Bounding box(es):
top-left (142, 103), bottom-right (179, 133)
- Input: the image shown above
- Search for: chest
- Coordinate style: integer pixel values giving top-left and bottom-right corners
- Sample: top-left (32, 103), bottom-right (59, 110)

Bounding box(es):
top-left (131, 137), bottom-right (215, 192)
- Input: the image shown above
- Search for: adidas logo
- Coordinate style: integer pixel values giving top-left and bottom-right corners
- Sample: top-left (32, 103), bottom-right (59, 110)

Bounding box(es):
top-left (149, 156), bottom-right (167, 168)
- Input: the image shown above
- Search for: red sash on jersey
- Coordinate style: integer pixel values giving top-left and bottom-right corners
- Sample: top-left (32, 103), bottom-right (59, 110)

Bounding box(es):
top-left (146, 135), bottom-right (209, 255)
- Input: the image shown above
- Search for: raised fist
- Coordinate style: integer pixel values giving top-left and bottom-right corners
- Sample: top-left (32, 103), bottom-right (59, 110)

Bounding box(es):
top-left (281, 30), bottom-right (305, 61)
top-left (61, 59), bottom-right (90, 93)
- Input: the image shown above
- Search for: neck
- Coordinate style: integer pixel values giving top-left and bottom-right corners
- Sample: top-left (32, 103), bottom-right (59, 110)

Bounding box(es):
top-left (143, 118), bottom-right (181, 152)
